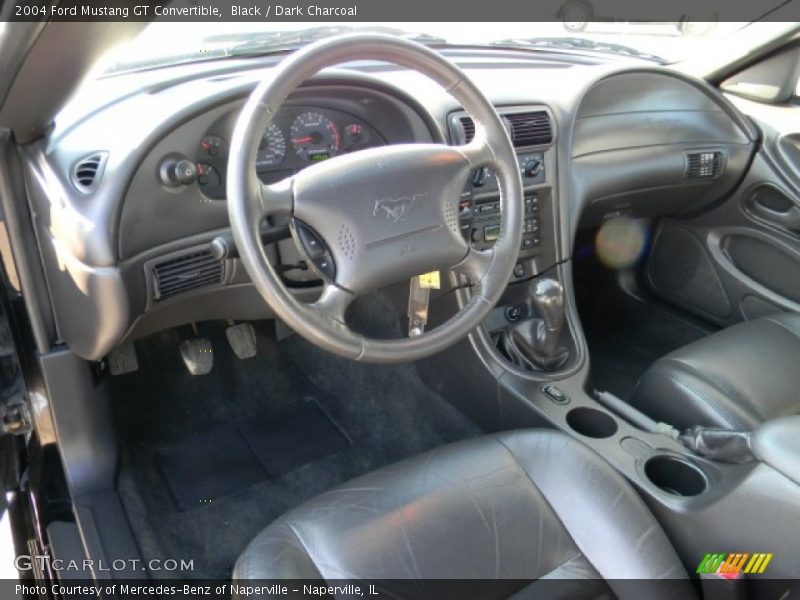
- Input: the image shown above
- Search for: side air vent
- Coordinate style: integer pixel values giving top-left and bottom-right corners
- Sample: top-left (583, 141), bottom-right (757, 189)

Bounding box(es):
top-left (71, 152), bottom-right (108, 194)
top-left (686, 151), bottom-right (723, 179)
top-left (457, 111), bottom-right (553, 147)
top-left (505, 111), bottom-right (553, 147)
top-left (152, 249), bottom-right (223, 302)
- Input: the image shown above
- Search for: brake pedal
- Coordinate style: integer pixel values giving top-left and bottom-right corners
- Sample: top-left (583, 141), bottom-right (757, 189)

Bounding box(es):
top-left (179, 338), bottom-right (213, 375)
top-left (225, 322), bottom-right (257, 359)
top-left (108, 343), bottom-right (139, 376)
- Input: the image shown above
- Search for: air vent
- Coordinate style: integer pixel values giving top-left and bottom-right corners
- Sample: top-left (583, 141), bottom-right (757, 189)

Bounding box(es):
top-left (71, 152), bottom-right (108, 194)
top-left (686, 151), bottom-right (722, 179)
top-left (152, 249), bottom-right (223, 302)
top-left (505, 111), bottom-right (553, 147)
top-left (457, 111), bottom-right (552, 148)
top-left (459, 116), bottom-right (476, 144)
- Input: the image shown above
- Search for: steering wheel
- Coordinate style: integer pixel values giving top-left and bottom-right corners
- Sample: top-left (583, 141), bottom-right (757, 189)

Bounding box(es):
top-left (228, 33), bottom-right (523, 363)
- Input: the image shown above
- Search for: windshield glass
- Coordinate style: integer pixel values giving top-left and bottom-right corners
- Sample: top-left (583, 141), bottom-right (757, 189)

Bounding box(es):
top-left (101, 21), bottom-right (792, 74)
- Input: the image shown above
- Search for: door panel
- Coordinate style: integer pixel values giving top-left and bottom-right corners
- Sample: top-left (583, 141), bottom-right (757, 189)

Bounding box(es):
top-left (647, 120), bottom-right (800, 325)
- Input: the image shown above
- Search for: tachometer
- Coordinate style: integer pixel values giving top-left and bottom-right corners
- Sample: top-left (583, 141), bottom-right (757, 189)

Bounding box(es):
top-left (256, 123), bottom-right (287, 169)
top-left (290, 112), bottom-right (340, 162)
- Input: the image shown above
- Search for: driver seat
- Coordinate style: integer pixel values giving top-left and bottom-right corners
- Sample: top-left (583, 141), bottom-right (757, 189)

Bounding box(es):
top-left (234, 430), bottom-right (696, 599)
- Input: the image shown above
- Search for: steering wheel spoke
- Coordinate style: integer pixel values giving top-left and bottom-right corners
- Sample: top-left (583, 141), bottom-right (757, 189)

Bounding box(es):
top-left (453, 245), bottom-right (495, 284)
top-left (460, 136), bottom-right (495, 170)
top-left (259, 175), bottom-right (295, 218)
top-left (310, 283), bottom-right (356, 324)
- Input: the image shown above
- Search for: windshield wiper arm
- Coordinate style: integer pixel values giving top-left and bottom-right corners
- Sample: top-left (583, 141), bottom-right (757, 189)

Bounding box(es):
top-left (490, 36), bottom-right (665, 63)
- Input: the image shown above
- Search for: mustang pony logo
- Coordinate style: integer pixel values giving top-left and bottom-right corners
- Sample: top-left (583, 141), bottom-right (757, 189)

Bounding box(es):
top-left (373, 193), bottom-right (428, 224)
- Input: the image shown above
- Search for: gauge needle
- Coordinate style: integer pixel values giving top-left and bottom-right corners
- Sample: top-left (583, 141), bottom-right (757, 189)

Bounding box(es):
top-left (292, 137), bottom-right (313, 144)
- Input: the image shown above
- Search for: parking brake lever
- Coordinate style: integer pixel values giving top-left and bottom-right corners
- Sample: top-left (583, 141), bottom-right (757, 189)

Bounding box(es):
top-left (679, 426), bottom-right (756, 464)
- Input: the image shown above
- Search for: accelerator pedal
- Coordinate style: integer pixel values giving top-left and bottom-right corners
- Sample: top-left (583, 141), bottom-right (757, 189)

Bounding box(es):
top-left (179, 337), bottom-right (213, 375)
top-left (225, 322), bottom-right (257, 359)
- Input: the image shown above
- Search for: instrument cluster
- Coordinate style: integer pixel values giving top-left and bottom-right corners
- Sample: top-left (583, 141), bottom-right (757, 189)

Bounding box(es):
top-left (195, 106), bottom-right (382, 199)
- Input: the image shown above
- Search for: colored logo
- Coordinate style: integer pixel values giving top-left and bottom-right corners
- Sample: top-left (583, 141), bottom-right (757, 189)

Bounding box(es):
top-left (697, 553), bottom-right (773, 576)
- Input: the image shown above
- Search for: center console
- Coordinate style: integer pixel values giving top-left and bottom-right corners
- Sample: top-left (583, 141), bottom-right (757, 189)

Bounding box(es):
top-left (448, 106), bottom-right (559, 278)
top-left (447, 107), bottom-right (576, 374)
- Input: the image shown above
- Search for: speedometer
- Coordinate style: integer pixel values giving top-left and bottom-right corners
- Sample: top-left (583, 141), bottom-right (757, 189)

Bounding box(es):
top-left (256, 123), bottom-right (286, 169)
top-left (290, 112), bottom-right (340, 162)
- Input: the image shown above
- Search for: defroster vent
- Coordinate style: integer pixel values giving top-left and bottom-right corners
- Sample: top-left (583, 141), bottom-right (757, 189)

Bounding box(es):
top-left (152, 249), bottom-right (223, 302)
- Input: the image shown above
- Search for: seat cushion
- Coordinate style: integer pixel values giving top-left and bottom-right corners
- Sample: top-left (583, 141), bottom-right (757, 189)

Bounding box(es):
top-left (234, 430), bottom-right (693, 599)
top-left (630, 312), bottom-right (800, 430)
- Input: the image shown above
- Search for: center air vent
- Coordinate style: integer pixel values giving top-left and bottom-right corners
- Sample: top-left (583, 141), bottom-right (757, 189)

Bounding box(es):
top-left (686, 151), bottom-right (723, 179)
top-left (152, 249), bottom-right (223, 302)
top-left (459, 116), bottom-right (476, 144)
top-left (457, 111), bottom-right (552, 147)
top-left (505, 112), bottom-right (553, 146)
top-left (71, 152), bottom-right (108, 194)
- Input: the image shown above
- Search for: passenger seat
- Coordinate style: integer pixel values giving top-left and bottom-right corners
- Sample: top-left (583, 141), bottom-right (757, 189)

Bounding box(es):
top-left (630, 312), bottom-right (800, 430)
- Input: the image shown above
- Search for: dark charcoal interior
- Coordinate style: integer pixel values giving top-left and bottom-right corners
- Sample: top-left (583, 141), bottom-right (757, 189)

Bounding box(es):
top-left (9, 22), bottom-right (800, 588)
top-left (109, 295), bottom-right (479, 578)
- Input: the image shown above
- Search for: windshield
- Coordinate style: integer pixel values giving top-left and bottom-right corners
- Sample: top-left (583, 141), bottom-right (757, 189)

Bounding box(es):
top-left (101, 21), bottom-right (794, 74)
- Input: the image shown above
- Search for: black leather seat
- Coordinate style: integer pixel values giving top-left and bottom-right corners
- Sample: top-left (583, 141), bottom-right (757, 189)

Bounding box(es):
top-left (234, 430), bottom-right (694, 599)
top-left (631, 312), bottom-right (800, 431)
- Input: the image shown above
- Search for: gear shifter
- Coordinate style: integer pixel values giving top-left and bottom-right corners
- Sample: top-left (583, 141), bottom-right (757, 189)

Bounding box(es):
top-left (500, 278), bottom-right (570, 371)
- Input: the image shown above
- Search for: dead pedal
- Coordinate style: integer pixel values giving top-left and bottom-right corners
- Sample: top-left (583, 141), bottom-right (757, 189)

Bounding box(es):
top-left (225, 322), bottom-right (257, 359)
top-left (179, 338), bottom-right (213, 375)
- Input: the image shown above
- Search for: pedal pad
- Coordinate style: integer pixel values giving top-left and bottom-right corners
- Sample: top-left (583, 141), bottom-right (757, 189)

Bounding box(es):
top-left (225, 323), bottom-right (257, 359)
top-left (179, 338), bottom-right (213, 375)
top-left (108, 343), bottom-right (139, 376)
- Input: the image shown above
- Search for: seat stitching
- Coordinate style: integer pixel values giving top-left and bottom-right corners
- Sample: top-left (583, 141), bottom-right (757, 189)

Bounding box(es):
top-left (492, 434), bottom-right (606, 579)
top-left (659, 358), bottom-right (762, 427)
top-left (534, 551), bottom-right (589, 577)
top-left (281, 519), bottom-right (325, 580)
top-left (666, 373), bottom-right (746, 429)
top-left (764, 316), bottom-right (800, 342)
top-left (661, 358), bottom-right (753, 414)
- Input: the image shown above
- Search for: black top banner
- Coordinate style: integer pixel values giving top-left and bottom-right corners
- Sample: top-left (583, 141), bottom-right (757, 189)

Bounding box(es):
top-left (2, 0), bottom-right (800, 22)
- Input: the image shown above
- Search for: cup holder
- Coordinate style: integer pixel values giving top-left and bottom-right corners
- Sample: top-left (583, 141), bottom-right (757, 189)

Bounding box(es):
top-left (566, 407), bottom-right (618, 439)
top-left (644, 455), bottom-right (707, 497)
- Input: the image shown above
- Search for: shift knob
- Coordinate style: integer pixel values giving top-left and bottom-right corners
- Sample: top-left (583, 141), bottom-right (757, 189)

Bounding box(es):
top-left (530, 278), bottom-right (565, 334)
top-left (499, 277), bottom-right (569, 371)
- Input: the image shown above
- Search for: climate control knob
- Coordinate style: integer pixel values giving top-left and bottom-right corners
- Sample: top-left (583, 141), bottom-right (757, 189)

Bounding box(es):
top-left (523, 157), bottom-right (543, 178)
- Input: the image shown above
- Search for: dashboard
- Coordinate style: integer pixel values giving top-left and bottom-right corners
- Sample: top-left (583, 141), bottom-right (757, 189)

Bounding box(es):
top-left (20, 51), bottom-right (758, 361)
